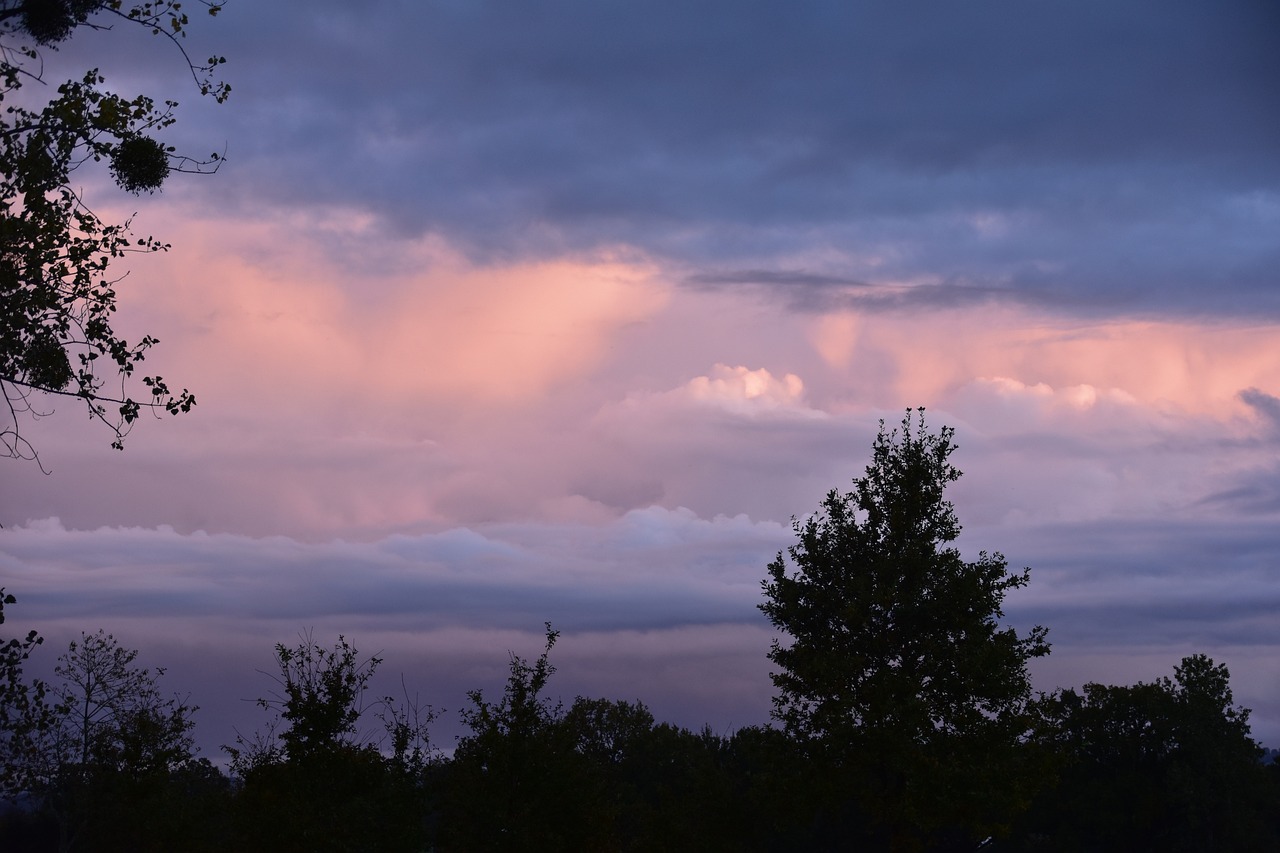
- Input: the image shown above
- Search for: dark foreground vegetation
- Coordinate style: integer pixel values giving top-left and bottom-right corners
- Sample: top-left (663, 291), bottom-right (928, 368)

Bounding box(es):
top-left (5, 413), bottom-right (1280, 852)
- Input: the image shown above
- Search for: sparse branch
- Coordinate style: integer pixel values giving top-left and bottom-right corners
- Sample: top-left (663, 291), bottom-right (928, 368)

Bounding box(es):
top-left (1, 380), bottom-right (51, 471)
top-left (2, 375), bottom-right (186, 409)
top-left (168, 144), bottom-right (224, 176)
top-left (99, 3), bottom-right (230, 102)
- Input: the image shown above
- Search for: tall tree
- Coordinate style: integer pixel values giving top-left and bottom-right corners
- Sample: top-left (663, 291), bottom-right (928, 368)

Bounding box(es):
top-left (760, 409), bottom-right (1050, 850)
top-left (0, 0), bottom-right (228, 468)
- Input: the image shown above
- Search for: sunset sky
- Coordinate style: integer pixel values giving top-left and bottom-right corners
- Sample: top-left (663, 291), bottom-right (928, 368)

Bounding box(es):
top-left (4, 1), bottom-right (1280, 753)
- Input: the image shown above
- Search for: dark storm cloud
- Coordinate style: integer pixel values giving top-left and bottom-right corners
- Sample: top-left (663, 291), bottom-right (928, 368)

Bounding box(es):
top-left (1240, 387), bottom-right (1280, 434)
top-left (160, 0), bottom-right (1280, 317)
top-left (684, 268), bottom-right (1065, 313)
top-left (687, 271), bottom-right (872, 290)
top-left (986, 510), bottom-right (1280, 656)
top-left (1189, 389), bottom-right (1280, 513)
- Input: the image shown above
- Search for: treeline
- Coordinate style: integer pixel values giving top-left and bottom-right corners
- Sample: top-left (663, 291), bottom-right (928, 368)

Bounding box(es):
top-left (4, 413), bottom-right (1280, 851)
top-left (2, 615), bottom-right (1278, 852)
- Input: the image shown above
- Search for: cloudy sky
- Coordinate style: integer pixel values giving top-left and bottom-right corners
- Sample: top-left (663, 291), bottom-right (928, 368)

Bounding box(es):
top-left (4, 0), bottom-right (1280, 753)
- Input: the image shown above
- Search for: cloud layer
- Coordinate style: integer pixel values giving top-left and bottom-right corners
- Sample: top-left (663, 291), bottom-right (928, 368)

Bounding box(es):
top-left (140, 0), bottom-right (1275, 319)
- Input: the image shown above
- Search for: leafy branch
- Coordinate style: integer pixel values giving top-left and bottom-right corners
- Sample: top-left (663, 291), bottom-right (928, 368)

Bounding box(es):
top-left (0, 0), bottom-right (228, 466)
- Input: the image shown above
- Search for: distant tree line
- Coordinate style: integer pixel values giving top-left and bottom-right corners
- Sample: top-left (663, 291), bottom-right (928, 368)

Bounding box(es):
top-left (4, 412), bottom-right (1279, 851)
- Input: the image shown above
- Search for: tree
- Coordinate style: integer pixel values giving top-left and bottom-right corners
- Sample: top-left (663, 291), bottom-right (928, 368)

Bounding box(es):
top-left (0, 0), bottom-right (228, 468)
top-left (0, 588), bottom-right (53, 799)
top-left (227, 634), bottom-right (434, 853)
top-left (443, 624), bottom-right (584, 851)
top-left (50, 630), bottom-right (196, 775)
top-left (262, 634), bottom-right (380, 762)
top-left (1, 628), bottom-right (199, 852)
top-left (1003, 655), bottom-right (1279, 852)
top-left (759, 409), bottom-right (1050, 849)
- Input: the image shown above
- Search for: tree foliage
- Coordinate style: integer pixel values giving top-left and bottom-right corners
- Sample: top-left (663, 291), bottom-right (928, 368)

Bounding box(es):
top-left (760, 409), bottom-right (1051, 848)
top-left (3, 606), bottom-right (1278, 851)
top-left (227, 633), bottom-right (385, 773)
top-left (49, 630), bottom-right (196, 775)
top-left (441, 626), bottom-right (797, 852)
top-left (1004, 655), bottom-right (1278, 851)
top-left (444, 624), bottom-right (588, 851)
top-left (226, 633), bottom-right (436, 853)
top-left (0, 624), bottom-right (200, 852)
top-left (0, 588), bottom-right (52, 799)
top-left (0, 0), bottom-right (228, 468)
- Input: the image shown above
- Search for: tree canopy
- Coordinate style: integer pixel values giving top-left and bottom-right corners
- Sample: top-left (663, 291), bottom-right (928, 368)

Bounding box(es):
top-left (1003, 654), bottom-right (1276, 852)
top-left (0, 0), bottom-right (228, 469)
top-left (760, 409), bottom-right (1051, 848)
top-left (2, 601), bottom-right (1277, 851)
top-left (1, 622), bottom-right (201, 852)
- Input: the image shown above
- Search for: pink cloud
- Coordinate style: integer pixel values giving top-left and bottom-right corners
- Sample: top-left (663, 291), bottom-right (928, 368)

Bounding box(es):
top-left (815, 305), bottom-right (1280, 417)
top-left (110, 209), bottom-right (671, 418)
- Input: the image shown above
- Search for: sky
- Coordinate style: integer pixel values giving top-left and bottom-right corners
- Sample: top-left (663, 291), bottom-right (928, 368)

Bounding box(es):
top-left (3, 0), bottom-right (1280, 754)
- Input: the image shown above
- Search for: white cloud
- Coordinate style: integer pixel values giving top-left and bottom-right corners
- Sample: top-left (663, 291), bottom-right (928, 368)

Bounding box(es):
top-left (684, 365), bottom-right (810, 413)
top-left (614, 364), bottom-right (824, 421)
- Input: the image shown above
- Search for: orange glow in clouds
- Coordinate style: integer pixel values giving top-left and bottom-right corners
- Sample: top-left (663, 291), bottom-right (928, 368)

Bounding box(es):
top-left (116, 212), bottom-right (670, 409)
top-left (117, 205), bottom-right (1278, 439)
top-left (811, 304), bottom-right (1280, 417)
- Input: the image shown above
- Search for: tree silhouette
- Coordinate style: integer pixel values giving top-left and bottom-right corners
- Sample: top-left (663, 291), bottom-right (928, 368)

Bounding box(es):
top-left (443, 624), bottom-right (590, 851)
top-left (1, 626), bottom-right (200, 852)
top-left (227, 633), bottom-right (433, 853)
top-left (0, 1), bottom-right (228, 468)
top-left (760, 409), bottom-right (1050, 849)
top-left (1005, 655), bottom-right (1278, 852)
